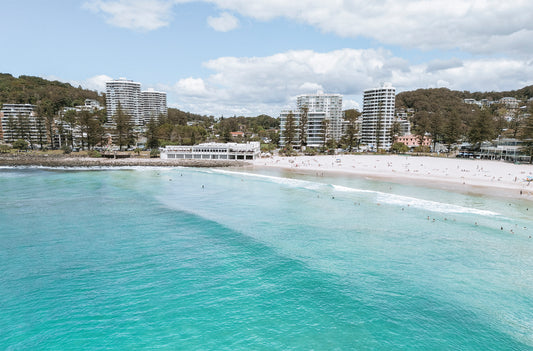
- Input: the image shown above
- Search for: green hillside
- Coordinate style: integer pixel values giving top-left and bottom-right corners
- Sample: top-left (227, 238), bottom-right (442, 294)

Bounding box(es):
top-left (0, 73), bottom-right (104, 112)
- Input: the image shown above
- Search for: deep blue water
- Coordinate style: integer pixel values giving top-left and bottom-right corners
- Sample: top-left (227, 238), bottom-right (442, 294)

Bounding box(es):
top-left (1, 167), bottom-right (532, 350)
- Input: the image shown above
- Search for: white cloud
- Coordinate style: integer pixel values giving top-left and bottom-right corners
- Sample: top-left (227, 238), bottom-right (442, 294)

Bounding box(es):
top-left (209, 0), bottom-right (533, 55)
top-left (83, 0), bottom-right (175, 31)
top-left (83, 74), bottom-right (114, 91)
top-left (83, 1), bottom-right (533, 55)
top-left (299, 82), bottom-right (324, 92)
top-left (174, 77), bottom-right (211, 97)
top-left (167, 49), bottom-right (533, 116)
top-left (207, 12), bottom-right (239, 32)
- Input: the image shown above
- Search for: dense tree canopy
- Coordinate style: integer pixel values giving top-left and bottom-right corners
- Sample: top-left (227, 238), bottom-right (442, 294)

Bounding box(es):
top-left (0, 73), bottom-right (103, 111)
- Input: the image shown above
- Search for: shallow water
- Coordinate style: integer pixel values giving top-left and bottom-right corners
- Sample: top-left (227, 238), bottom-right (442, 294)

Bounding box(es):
top-left (1, 167), bottom-right (532, 349)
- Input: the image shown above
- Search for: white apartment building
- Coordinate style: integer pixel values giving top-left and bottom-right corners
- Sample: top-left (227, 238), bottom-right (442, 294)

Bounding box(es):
top-left (280, 92), bottom-right (343, 148)
top-left (0, 104), bottom-right (41, 144)
top-left (160, 142), bottom-right (260, 161)
top-left (141, 89), bottom-right (167, 123)
top-left (361, 83), bottom-right (396, 150)
top-left (106, 78), bottom-right (143, 126)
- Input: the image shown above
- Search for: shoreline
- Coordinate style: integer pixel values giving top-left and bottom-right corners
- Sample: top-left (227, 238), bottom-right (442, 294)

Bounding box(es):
top-left (252, 155), bottom-right (533, 200)
top-left (0, 155), bottom-right (250, 168)
top-left (3, 153), bottom-right (532, 200)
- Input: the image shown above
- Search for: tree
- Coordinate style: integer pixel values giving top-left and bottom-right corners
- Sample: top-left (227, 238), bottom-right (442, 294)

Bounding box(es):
top-left (6, 115), bottom-right (18, 142)
top-left (494, 107), bottom-right (509, 137)
top-left (13, 139), bottom-right (28, 151)
top-left (114, 104), bottom-right (133, 151)
top-left (519, 104), bottom-right (533, 163)
top-left (428, 112), bottom-right (445, 151)
top-left (87, 117), bottom-right (105, 149)
top-left (62, 109), bottom-right (78, 148)
top-left (468, 108), bottom-right (495, 148)
top-left (509, 109), bottom-right (523, 138)
top-left (283, 111), bottom-right (296, 149)
top-left (390, 142), bottom-right (409, 153)
top-left (77, 110), bottom-right (93, 150)
top-left (443, 110), bottom-right (462, 152)
top-left (389, 120), bottom-right (402, 145)
top-left (35, 114), bottom-right (47, 149)
top-left (269, 129), bottom-right (280, 147)
top-left (298, 106), bottom-right (308, 150)
top-left (413, 111), bottom-right (430, 148)
top-left (342, 109), bottom-right (360, 151)
top-left (17, 114), bottom-right (32, 149)
top-left (36, 100), bottom-right (56, 149)
top-left (146, 118), bottom-right (160, 149)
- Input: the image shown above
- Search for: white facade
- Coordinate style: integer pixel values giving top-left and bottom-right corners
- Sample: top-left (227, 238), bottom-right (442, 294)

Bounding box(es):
top-left (160, 142), bottom-right (260, 161)
top-left (141, 89), bottom-right (167, 123)
top-left (361, 83), bottom-right (396, 150)
top-left (0, 104), bottom-right (42, 144)
top-left (499, 97), bottom-right (520, 109)
top-left (280, 92), bottom-right (343, 148)
top-left (106, 78), bottom-right (143, 126)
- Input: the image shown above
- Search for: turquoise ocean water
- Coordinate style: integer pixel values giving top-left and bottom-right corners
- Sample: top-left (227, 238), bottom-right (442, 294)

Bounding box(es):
top-left (1, 166), bottom-right (532, 350)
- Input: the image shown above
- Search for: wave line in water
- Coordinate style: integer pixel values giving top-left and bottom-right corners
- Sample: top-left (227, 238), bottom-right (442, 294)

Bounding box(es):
top-left (331, 184), bottom-right (499, 216)
top-left (211, 169), bottom-right (325, 190)
top-left (212, 169), bottom-right (499, 217)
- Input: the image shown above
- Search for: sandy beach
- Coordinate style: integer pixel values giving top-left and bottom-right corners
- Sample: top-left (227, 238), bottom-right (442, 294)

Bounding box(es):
top-left (253, 155), bottom-right (533, 200)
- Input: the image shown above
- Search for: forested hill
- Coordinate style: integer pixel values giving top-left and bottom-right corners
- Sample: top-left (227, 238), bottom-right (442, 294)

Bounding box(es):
top-left (396, 86), bottom-right (533, 111)
top-left (0, 73), bottom-right (104, 111)
top-left (461, 85), bottom-right (533, 102)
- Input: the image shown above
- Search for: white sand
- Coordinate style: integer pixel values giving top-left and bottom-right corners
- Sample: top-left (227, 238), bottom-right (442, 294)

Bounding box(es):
top-left (253, 155), bottom-right (533, 199)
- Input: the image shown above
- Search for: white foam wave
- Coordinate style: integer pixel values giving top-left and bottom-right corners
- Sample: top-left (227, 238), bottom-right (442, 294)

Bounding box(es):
top-left (212, 170), bottom-right (499, 217)
top-left (330, 184), bottom-right (375, 195)
top-left (332, 184), bottom-right (498, 216)
top-left (212, 169), bottom-right (325, 190)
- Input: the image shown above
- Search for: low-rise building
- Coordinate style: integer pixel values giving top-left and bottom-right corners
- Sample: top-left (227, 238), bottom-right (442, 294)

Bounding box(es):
top-left (230, 131), bottom-right (244, 138)
top-left (479, 138), bottom-right (530, 162)
top-left (160, 142), bottom-right (260, 161)
top-left (395, 134), bottom-right (431, 148)
top-left (0, 104), bottom-right (43, 145)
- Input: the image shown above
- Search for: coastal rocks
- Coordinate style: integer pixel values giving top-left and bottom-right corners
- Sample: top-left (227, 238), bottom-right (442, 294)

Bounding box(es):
top-left (0, 155), bottom-right (250, 168)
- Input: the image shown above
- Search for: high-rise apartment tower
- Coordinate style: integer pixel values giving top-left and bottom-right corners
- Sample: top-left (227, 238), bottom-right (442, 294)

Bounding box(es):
top-left (280, 92), bottom-right (343, 148)
top-left (141, 89), bottom-right (167, 122)
top-left (361, 83), bottom-right (396, 150)
top-left (106, 78), bottom-right (143, 125)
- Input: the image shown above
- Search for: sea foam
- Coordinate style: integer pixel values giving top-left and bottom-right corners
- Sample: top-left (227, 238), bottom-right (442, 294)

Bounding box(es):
top-left (213, 169), bottom-right (499, 217)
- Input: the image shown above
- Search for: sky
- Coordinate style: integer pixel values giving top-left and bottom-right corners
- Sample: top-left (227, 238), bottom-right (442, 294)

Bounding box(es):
top-left (2, 0), bottom-right (533, 116)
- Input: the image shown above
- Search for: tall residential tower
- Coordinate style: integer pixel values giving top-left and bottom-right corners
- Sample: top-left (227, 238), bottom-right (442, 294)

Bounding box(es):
top-left (361, 83), bottom-right (396, 150)
top-left (141, 89), bottom-right (167, 122)
top-left (280, 92), bottom-right (343, 148)
top-left (106, 78), bottom-right (143, 125)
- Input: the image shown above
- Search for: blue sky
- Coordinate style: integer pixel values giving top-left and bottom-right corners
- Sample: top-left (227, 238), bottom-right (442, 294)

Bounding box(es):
top-left (2, 0), bottom-right (533, 116)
